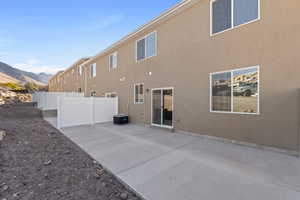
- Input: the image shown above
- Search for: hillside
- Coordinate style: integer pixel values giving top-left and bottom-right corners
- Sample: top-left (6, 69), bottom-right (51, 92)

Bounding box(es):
top-left (0, 72), bottom-right (19, 84)
top-left (0, 61), bottom-right (52, 85)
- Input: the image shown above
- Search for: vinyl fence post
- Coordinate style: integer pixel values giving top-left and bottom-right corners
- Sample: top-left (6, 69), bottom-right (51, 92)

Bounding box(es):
top-left (115, 97), bottom-right (119, 115)
top-left (92, 97), bottom-right (95, 125)
top-left (57, 96), bottom-right (61, 129)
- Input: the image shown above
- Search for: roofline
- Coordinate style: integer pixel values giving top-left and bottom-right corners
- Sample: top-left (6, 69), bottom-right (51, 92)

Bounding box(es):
top-left (80, 0), bottom-right (193, 66)
top-left (49, 57), bottom-right (90, 82)
top-left (49, 70), bottom-right (65, 82)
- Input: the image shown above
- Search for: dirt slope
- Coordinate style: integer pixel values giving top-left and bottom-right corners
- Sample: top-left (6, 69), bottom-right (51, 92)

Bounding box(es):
top-left (0, 105), bottom-right (141, 200)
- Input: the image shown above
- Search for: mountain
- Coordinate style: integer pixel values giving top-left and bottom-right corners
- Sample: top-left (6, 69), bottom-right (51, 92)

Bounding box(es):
top-left (37, 72), bottom-right (52, 84)
top-left (0, 72), bottom-right (19, 84)
top-left (0, 61), bottom-right (52, 85)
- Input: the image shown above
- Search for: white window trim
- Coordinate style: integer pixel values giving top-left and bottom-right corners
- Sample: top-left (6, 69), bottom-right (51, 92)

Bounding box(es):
top-left (91, 63), bottom-right (96, 78)
top-left (135, 31), bottom-right (157, 62)
top-left (109, 52), bottom-right (118, 71)
top-left (134, 83), bottom-right (145, 104)
top-left (150, 87), bottom-right (174, 129)
top-left (91, 91), bottom-right (96, 97)
top-left (210, 0), bottom-right (261, 37)
top-left (209, 65), bottom-right (260, 115)
top-left (79, 65), bottom-right (83, 76)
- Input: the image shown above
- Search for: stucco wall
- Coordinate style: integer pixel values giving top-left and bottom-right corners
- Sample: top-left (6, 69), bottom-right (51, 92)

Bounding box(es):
top-left (49, 0), bottom-right (300, 152)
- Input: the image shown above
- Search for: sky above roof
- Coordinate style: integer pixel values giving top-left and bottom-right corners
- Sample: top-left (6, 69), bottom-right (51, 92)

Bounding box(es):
top-left (0, 0), bottom-right (181, 74)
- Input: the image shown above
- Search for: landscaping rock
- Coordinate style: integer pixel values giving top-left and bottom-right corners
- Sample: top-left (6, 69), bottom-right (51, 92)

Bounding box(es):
top-left (0, 130), bottom-right (6, 141)
top-left (2, 185), bottom-right (9, 192)
top-left (44, 160), bottom-right (52, 166)
top-left (120, 192), bottom-right (128, 200)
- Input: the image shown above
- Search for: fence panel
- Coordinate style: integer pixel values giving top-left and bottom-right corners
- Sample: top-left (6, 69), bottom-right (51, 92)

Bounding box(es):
top-left (57, 97), bottom-right (118, 128)
top-left (58, 97), bottom-right (93, 128)
top-left (32, 92), bottom-right (84, 110)
top-left (94, 97), bottom-right (118, 124)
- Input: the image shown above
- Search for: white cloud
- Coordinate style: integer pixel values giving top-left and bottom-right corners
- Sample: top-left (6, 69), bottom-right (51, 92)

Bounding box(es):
top-left (13, 59), bottom-right (64, 74)
top-left (86, 14), bottom-right (124, 32)
top-left (63, 14), bottom-right (124, 33)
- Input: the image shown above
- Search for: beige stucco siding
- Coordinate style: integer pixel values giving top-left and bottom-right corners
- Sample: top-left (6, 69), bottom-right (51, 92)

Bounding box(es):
top-left (49, 0), bottom-right (300, 153)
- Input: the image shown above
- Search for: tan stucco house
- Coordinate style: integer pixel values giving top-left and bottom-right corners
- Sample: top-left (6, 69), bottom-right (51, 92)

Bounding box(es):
top-left (49, 0), bottom-right (300, 155)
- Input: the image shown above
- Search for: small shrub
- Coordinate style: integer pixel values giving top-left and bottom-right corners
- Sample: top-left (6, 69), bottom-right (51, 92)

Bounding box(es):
top-left (24, 82), bottom-right (39, 92)
top-left (5, 82), bottom-right (23, 90)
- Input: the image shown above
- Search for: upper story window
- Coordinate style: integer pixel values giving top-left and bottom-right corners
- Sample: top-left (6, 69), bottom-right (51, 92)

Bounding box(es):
top-left (91, 63), bottom-right (96, 78)
top-left (136, 32), bottom-right (157, 62)
top-left (78, 65), bottom-right (83, 76)
top-left (211, 0), bottom-right (260, 35)
top-left (109, 52), bottom-right (118, 70)
top-left (134, 83), bottom-right (144, 104)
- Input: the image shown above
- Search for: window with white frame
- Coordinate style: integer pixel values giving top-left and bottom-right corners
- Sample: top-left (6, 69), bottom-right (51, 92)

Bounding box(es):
top-left (105, 92), bottom-right (117, 98)
top-left (91, 63), bottom-right (96, 78)
top-left (136, 32), bottom-right (157, 61)
top-left (134, 83), bottom-right (144, 104)
top-left (91, 91), bottom-right (96, 97)
top-left (109, 52), bottom-right (118, 70)
top-left (78, 65), bottom-right (83, 76)
top-left (210, 66), bottom-right (259, 114)
top-left (211, 0), bottom-right (259, 35)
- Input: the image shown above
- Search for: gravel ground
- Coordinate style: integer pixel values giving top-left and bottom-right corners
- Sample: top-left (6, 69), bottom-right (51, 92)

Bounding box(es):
top-left (0, 104), bottom-right (142, 200)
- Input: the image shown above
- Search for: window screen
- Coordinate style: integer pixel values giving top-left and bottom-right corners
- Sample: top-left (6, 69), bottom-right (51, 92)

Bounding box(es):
top-left (79, 65), bottom-right (82, 75)
top-left (109, 55), bottom-right (114, 69)
top-left (212, 0), bottom-right (259, 35)
top-left (91, 63), bottom-right (96, 77)
top-left (212, 0), bottom-right (232, 34)
top-left (234, 0), bottom-right (259, 26)
top-left (109, 52), bottom-right (117, 70)
top-left (136, 32), bottom-right (157, 61)
top-left (137, 39), bottom-right (145, 61)
top-left (146, 32), bottom-right (156, 58)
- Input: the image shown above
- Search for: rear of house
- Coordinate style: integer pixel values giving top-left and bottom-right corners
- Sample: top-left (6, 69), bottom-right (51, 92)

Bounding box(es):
top-left (49, 0), bottom-right (300, 155)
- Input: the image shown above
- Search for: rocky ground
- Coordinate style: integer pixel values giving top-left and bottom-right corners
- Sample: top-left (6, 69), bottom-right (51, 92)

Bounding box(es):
top-left (0, 104), bottom-right (142, 200)
top-left (0, 87), bottom-right (31, 105)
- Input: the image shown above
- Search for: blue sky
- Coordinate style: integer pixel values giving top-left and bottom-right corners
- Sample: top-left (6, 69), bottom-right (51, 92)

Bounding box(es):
top-left (0, 0), bottom-right (180, 74)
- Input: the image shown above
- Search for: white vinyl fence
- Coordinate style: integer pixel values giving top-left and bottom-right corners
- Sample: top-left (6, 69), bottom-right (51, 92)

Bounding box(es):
top-left (32, 92), bottom-right (84, 110)
top-left (57, 97), bottom-right (118, 128)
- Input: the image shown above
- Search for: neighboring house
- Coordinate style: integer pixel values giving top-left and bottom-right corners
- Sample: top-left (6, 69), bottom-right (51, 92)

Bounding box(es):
top-left (49, 57), bottom-right (90, 92)
top-left (49, 0), bottom-right (300, 155)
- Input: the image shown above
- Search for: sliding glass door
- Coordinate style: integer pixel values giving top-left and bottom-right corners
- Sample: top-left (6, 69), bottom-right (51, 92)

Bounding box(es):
top-left (152, 88), bottom-right (173, 128)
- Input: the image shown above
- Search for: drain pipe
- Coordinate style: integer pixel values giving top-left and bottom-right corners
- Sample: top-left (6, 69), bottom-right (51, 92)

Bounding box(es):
top-left (297, 89), bottom-right (300, 158)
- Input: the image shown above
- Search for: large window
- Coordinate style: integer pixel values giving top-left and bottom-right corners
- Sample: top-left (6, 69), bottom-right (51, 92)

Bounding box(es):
top-left (211, 0), bottom-right (259, 35)
top-left (134, 83), bottom-right (144, 104)
top-left (136, 32), bottom-right (157, 61)
top-left (109, 52), bottom-right (118, 70)
top-left (210, 66), bottom-right (259, 114)
top-left (91, 63), bottom-right (96, 78)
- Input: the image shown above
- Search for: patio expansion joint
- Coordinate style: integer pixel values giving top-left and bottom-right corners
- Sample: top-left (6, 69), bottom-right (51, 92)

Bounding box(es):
top-left (116, 141), bottom-right (194, 175)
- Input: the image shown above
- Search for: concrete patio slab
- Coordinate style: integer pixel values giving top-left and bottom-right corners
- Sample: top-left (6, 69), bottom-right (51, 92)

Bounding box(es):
top-left (44, 118), bottom-right (300, 200)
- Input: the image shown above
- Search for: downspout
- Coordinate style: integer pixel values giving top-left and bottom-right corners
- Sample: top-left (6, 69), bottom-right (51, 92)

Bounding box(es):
top-left (84, 66), bottom-right (87, 97)
top-left (297, 89), bottom-right (300, 157)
